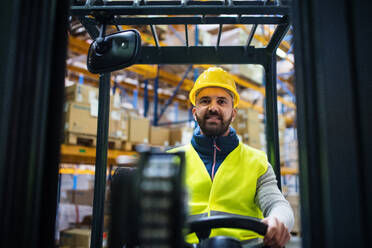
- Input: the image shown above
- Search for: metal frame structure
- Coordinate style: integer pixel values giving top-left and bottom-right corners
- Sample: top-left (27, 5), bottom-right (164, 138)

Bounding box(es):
top-left (2, 1), bottom-right (372, 248)
top-left (70, 1), bottom-right (290, 247)
top-left (292, 0), bottom-right (372, 247)
top-left (0, 0), bottom-right (70, 247)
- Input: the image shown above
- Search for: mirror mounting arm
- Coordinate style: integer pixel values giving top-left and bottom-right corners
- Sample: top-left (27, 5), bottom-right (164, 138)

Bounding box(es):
top-left (96, 24), bottom-right (108, 54)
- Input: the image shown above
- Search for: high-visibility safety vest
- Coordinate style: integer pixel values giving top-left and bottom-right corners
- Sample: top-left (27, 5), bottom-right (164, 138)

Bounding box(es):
top-left (169, 142), bottom-right (268, 243)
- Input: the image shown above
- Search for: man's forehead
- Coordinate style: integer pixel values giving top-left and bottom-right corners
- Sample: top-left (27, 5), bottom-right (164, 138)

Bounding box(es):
top-left (196, 87), bottom-right (233, 99)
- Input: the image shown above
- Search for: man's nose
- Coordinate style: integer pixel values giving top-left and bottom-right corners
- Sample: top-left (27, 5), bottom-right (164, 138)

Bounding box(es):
top-left (208, 100), bottom-right (219, 112)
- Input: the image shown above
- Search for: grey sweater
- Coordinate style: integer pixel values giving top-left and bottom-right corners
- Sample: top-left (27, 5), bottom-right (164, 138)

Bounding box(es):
top-left (256, 164), bottom-right (294, 231)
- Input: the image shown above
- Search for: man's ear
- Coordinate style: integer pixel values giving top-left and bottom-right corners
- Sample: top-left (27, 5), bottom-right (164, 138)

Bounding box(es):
top-left (192, 107), bottom-right (197, 121)
top-left (231, 108), bottom-right (237, 122)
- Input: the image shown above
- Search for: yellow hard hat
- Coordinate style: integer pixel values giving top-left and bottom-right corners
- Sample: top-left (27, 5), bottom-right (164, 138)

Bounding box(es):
top-left (189, 67), bottom-right (240, 108)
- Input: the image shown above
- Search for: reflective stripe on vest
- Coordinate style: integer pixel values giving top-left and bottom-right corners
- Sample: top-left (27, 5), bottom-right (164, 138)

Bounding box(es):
top-left (169, 142), bottom-right (268, 243)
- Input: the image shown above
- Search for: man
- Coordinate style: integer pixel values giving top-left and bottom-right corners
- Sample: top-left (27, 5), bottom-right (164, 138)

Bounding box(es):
top-left (170, 67), bottom-right (294, 247)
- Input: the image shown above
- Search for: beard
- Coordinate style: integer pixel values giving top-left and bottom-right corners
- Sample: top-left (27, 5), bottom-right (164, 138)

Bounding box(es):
top-left (195, 110), bottom-right (233, 137)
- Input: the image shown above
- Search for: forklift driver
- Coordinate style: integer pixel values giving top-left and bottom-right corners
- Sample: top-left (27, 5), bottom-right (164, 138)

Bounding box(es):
top-left (169, 67), bottom-right (294, 248)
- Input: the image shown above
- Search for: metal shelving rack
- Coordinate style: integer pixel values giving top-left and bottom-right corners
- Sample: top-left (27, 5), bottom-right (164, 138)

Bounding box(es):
top-left (70, 1), bottom-right (290, 247)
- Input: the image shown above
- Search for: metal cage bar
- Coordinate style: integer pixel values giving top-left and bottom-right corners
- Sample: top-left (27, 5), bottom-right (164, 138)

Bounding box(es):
top-left (134, 46), bottom-right (269, 64)
top-left (71, 5), bottom-right (289, 16)
top-left (264, 54), bottom-right (281, 189)
top-left (216, 24), bottom-right (223, 47)
top-left (81, 16), bottom-right (286, 25)
top-left (246, 24), bottom-right (258, 48)
top-left (150, 24), bottom-right (160, 48)
top-left (91, 73), bottom-right (111, 248)
top-left (185, 24), bottom-right (189, 47)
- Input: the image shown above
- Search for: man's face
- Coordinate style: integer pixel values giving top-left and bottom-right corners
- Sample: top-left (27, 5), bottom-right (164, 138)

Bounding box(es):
top-left (192, 87), bottom-right (236, 137)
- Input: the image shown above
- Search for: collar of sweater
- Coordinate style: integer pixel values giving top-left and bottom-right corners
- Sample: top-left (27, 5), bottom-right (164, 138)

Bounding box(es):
top-left (191, 126), bottom-right (239, 157)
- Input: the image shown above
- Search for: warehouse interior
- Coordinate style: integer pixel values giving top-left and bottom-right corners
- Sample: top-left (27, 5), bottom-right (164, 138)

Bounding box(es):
top-left (0, 1), bottom-right (371, 248)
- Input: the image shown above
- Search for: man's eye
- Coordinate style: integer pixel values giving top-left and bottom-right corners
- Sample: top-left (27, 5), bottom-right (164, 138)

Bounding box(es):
top-left (200, 99), bottom-right (209, 104)
top-left (218, 99), bottom-right (226, 104)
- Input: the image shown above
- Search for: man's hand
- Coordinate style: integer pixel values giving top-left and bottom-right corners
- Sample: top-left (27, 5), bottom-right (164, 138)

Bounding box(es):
top-left (262, 216), bottom-right (291, 248)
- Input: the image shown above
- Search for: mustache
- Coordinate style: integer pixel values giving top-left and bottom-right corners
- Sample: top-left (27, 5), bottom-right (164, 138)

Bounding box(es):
top-left (204, 112), bottom-right (222, 119)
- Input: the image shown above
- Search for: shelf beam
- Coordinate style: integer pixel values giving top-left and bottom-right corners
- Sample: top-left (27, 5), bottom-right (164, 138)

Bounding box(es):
top-left (60, 144), bottom-right (137, 165)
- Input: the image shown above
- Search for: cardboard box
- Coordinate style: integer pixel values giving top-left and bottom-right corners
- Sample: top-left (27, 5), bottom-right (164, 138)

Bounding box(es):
top-left (64, 101), bottom-right (97, 135)
top-left (233, 119), bottom-right (263, 141)
top-left (109, 108), bottom-right (128, 141)
top-left (169, 126), bottom-right (194, 146)
top-left (236, 108), bottom-right (260, 122)
top-left (110, 91), bottom-right (122, 110)
top-left (128, 115), bottom-right (150, 144)
top-left (66, 189), bottom-right (94, 206)
top-left (248, 140), bottom-right (262, 150)
top-left (278, 115), bottom-right (286, 131)
top-left (150, 126), bottom-right (170, 146)
top-left (65, 84), bottom-right (98, 105)
top-left (60, 228), bottom-right (91, 248)
top-left (247, 133), bottom-right (262, 147)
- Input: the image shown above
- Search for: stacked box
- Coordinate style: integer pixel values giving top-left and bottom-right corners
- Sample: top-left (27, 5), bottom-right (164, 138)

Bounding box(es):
top-left (126, 109), bottom-right (150, 144)
top-left (64, 101), bottom-right (97, 135)
top-left (65, 84), bottom-right (98, 104)
top-left (109, 106), bottom-right (129, 141)
top-left (64, 85), bottom-right (131, 143)
top-left (109, 92), bottom-right (129, 141)
top-left (169, 126), bottom-right (194, 146)
top-left (66, 189), bottom-right (94, 206)
top-left (284, 141), bottom-right (298, 167)
top-left (60, 229), bottom-right (91, 248)
top-left (150, 126), bottom-right (170, 146)
top-left (232, 108), bottom-right (263, 149)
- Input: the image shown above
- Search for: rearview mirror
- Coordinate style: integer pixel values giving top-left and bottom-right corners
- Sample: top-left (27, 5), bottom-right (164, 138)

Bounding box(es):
top-left (87, 29), bottom-right (141, 74)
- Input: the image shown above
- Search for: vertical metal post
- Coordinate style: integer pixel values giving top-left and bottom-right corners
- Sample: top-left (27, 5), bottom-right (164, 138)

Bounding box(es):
top-left (91, 73), bottom-right (111, 248)
top-left (144, 79), bottom-right (149, 117)
top-left (194, 25), bottom-right (199, 81)
top-left (132, 89), bottom-right (138, 109)
top-left (174, 102), bottom-right (178, 122)
top-left (264, 54), bottom-right (281, 189)
top-left (153, 67), bottom-right (159, 126)
top-left (195, 24), bottom-right (199, 46)
top-left (79, 74), bottom-right (84, 84)
top-left (185, 24), bottom-right (189, 47)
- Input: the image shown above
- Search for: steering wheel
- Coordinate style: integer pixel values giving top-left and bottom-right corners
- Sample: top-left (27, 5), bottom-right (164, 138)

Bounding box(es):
top-left (186, 216), bottom-right (269, 248)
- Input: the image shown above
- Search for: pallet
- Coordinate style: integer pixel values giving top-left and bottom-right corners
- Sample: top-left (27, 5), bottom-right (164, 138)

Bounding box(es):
top-left (65, 132), bottom-right (97, 147)
top-left (65, 132), bottom-right (130, 151)
top-left (121, 141), bottom-right (135, 151)
top-left (108, 138), bottom-right (123, 150)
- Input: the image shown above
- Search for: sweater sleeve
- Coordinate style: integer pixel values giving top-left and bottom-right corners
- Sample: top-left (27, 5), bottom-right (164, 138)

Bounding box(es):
top-left (255, 163), bottom-right (295, 231)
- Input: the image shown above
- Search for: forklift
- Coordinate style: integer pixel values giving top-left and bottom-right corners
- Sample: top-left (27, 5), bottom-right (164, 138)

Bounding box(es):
top-left (0, 0), bottom-right (371, 248)
top-left (70, 0), bottom-right (290, 247)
